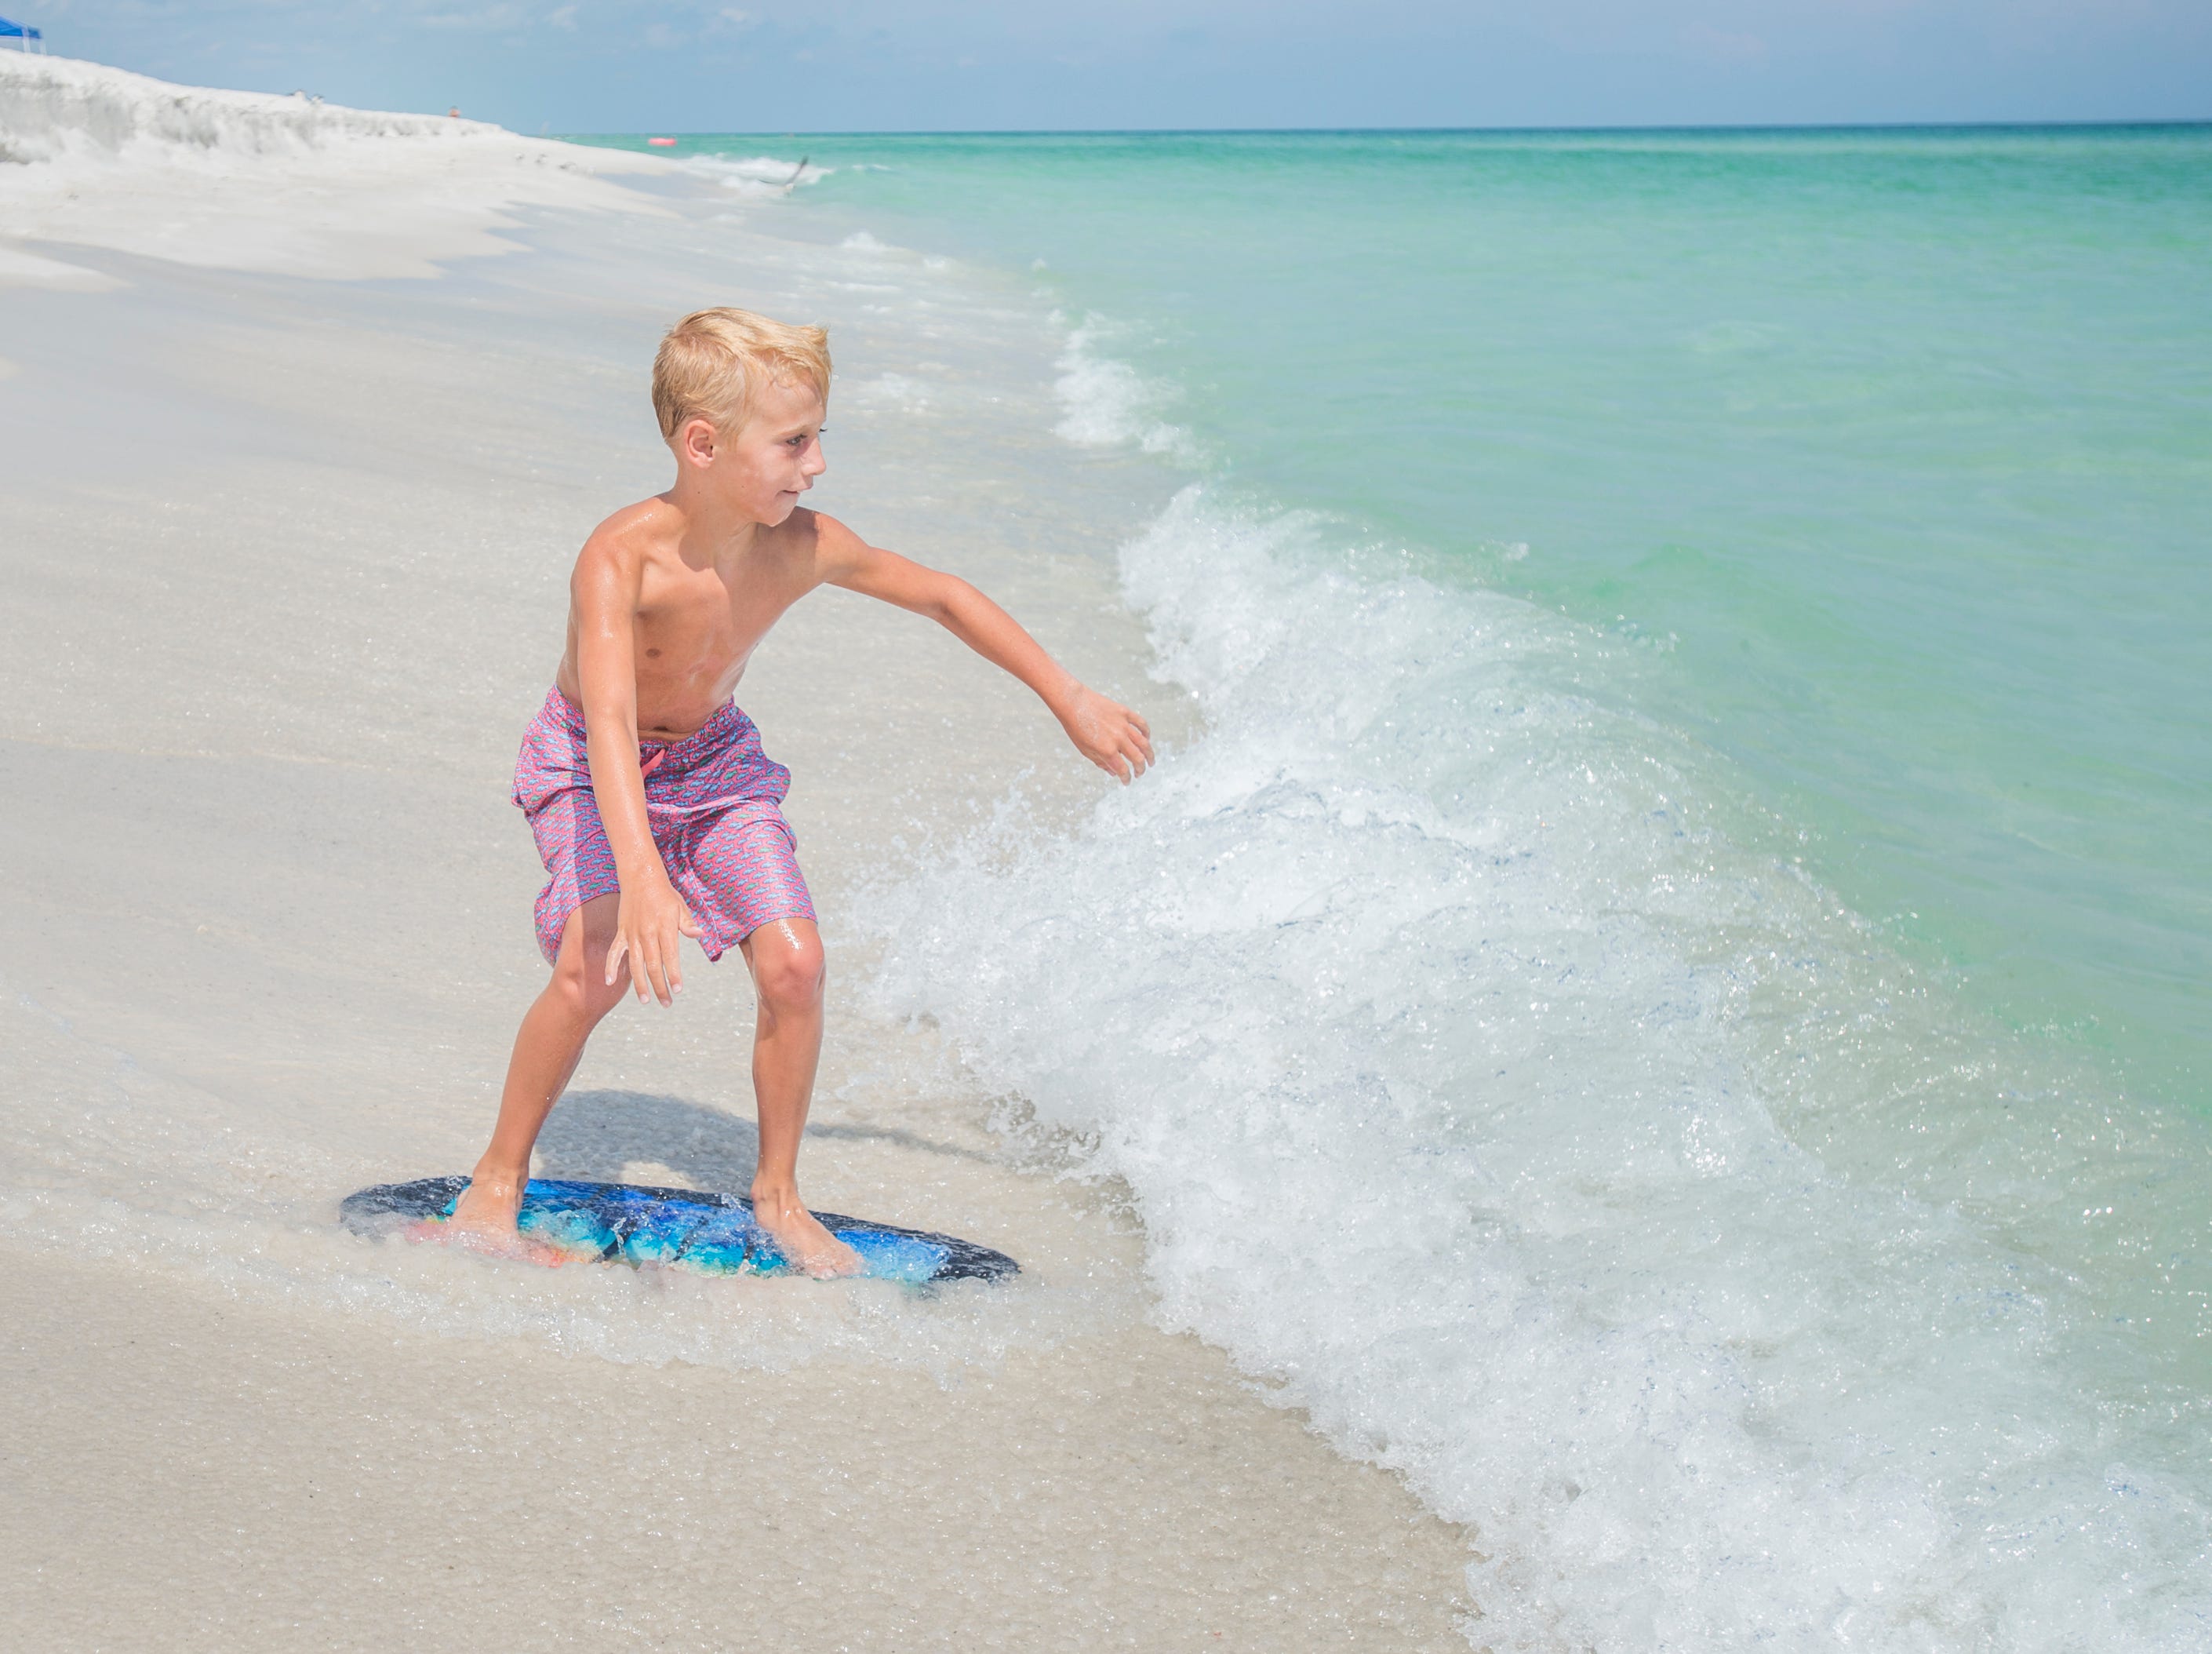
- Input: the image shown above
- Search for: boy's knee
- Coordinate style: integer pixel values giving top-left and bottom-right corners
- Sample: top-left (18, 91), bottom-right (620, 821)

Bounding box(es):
top-left (550, 953), bottom-right (622, 1022)
top-left (753, 927), bottom-right (825, 1013)
top-left (549, 898), bottom-right (623, 1021)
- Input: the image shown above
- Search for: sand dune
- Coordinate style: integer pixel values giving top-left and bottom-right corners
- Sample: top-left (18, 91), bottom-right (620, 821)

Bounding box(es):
top-left (0, 53), bottom-right (667, 285)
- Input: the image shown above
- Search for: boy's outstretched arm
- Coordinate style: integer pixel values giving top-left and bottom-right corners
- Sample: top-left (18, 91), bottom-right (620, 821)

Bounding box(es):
top-left (572, 540), bottom-right (701, 1005)
top-left (820, 517), bottom-right (1155, 781)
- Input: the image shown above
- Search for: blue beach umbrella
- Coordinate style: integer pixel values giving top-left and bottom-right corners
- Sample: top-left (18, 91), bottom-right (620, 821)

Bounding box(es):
top-left (0, 15), bottom-right (44, 51)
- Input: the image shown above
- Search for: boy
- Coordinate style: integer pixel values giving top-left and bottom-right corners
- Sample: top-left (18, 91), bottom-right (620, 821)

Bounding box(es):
top-left (446, 308), bottom-right (1152, 1275)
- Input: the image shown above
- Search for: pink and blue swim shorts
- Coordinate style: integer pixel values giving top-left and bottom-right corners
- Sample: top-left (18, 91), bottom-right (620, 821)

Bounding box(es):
top-left (511, 688), bottom-right (816, 965)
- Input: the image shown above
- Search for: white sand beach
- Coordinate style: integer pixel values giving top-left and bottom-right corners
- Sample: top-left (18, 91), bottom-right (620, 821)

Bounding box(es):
top-left (0, 53), bottom-right (1479, 1651)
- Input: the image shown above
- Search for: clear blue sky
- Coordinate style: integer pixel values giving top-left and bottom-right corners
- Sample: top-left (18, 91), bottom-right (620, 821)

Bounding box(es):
top-left (29, 0), bottom-right (2212, 131)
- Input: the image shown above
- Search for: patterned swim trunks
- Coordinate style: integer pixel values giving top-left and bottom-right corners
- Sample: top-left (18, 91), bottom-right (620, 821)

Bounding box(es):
top-left (511, 688), bottom-right (816, 965)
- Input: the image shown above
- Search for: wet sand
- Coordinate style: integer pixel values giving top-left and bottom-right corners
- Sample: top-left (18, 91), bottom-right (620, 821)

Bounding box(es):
top-left (0, 141), bottom-right (1482, 1647)
top-left (2, 1247), bottom-right (1474, 1650)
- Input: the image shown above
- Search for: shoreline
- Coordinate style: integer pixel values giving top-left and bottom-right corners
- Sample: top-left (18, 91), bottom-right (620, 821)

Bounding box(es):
top-left (0, 58), bottom-right (1486, 1649)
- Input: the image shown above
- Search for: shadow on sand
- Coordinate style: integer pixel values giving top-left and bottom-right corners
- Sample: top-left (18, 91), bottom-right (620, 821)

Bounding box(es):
top-left (536, 1088), bottom-right (999, 1195)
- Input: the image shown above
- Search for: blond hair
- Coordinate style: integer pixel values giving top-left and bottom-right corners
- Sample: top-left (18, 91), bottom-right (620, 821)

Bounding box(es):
top-left (651, 306), bottom-right (831, 442)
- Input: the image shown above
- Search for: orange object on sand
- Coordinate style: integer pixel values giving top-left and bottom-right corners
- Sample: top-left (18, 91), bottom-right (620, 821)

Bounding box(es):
top-left (648, 136), bottom-right (677, 147)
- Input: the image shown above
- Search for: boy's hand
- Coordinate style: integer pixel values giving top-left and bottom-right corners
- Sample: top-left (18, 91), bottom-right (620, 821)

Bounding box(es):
top-left (606, 877), bottom-right (704, 1006)
top-left (1059, 687), bottom-right (1154, 783)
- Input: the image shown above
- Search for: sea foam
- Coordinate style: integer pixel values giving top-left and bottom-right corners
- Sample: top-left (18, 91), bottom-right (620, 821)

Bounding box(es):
top-left (875, 470), bottom-right (2212, 1648)
top-left (1051, 315), bottom-right (1193, 458)
top-left (675, 152), bottom-right (828, 196)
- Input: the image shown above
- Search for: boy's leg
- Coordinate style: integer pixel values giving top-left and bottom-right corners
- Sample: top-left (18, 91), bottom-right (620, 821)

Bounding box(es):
top-left (738, 915), bottom-right (860, 1277)
top-left (449, 893), bottom-right (628, 1243)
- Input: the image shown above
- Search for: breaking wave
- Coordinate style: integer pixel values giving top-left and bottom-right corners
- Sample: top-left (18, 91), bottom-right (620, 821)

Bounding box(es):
top-left (875, 477), bottom-right (2212, 1649)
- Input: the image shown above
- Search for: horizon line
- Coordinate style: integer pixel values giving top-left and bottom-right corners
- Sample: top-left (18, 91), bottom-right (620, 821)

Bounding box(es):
top-left (553, 115), bottom-right (2212, 140)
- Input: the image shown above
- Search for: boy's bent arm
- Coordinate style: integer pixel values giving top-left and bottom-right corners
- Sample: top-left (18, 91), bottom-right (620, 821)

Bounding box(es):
top-left (819, 518), bottom-right (1154, 782)
top-left (572, 541), bottom-right (699, 1004)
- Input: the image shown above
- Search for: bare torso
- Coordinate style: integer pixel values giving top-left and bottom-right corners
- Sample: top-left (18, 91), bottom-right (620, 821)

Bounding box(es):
top-left (555, 497), bottom-right (826, 741)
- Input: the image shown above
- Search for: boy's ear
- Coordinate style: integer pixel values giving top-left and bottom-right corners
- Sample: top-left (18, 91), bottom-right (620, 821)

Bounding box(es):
top-left (678, 417), bottom-right (720, 468)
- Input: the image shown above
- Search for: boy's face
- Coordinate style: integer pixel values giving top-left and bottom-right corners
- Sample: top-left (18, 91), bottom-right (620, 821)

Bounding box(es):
top-left (679, 377), bottom-right (828, 526)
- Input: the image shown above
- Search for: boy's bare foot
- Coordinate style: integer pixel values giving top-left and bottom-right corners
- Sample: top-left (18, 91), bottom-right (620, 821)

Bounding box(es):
top-left (411, 1216), bottom-right (571, 1267)
top-left (448, 1168), bottom-right (525, 1233)
top-left (427, 1171), bottom-right (566, 1266)
top-left (751, 1184), bottom-right (864, 1278)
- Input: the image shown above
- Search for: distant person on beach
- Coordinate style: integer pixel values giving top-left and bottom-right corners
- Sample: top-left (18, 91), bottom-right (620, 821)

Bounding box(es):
top-left (446, 307), bottom-right (1153, 1273)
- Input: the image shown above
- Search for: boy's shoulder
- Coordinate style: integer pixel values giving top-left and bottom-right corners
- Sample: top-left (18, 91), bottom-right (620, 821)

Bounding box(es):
top-left (782, 506), bottom-right (872, 571)
top-left (572, 496), bottom-right (680, 578)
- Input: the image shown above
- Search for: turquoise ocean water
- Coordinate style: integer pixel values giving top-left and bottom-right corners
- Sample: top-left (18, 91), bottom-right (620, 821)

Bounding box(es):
top-left (585, 129), bottom-right (2212, 1648)
top-left (608, 126), bottom-right (2212, 1102)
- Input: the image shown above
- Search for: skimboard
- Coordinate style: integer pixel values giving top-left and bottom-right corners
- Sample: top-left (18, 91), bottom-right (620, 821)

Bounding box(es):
top-left (340, 1175), bottom-right (1018, 1284)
